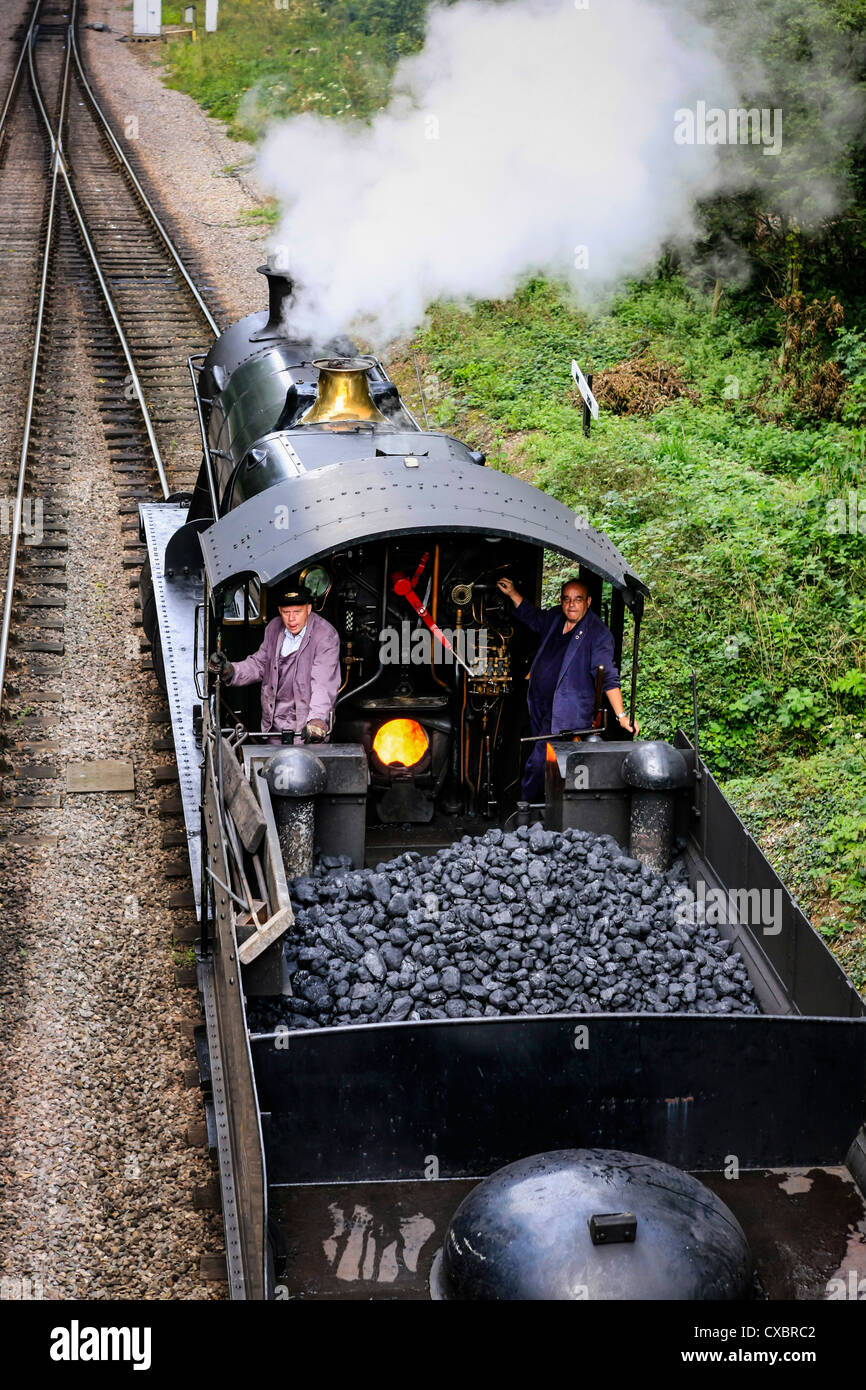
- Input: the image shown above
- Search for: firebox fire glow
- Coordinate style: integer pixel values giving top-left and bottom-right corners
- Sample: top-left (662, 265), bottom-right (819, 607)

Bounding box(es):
top-left (373, 718), bottom-right (429, 768)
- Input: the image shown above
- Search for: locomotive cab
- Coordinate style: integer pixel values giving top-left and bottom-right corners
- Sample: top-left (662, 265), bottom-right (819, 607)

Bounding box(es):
top-left (176, 259), bottom-right (645, 860)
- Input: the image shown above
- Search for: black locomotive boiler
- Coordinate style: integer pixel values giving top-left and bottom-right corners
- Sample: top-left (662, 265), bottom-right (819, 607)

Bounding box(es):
top-left (140, 263), bottom-right (866, 1301)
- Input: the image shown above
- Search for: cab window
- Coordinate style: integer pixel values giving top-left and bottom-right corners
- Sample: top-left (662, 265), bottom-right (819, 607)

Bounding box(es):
top-left (222, 578), bottom-right (262, 624)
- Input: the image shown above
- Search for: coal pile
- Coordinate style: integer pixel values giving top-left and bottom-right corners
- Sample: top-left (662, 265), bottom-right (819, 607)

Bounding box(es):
top-left (247, 825), bottom-right (759, 1033)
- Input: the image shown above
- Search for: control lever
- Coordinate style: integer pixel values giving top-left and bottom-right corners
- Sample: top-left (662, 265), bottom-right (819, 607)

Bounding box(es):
top-left (392, 561), bottom-right (475, 676)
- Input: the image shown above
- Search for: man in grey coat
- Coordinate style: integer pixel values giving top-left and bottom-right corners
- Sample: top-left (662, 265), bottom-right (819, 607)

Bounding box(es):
top-left (208, 584), bottom-right (341, 741)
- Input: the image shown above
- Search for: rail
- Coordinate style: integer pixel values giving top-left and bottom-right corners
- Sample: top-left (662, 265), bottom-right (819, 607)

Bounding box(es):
top-left (0, 3), bottom-right (70, 716)
top-left (69, 22), bottom-right (220, 339)
top-left (27, 8), bottom-right (171, 500)
top-left (1, 0), bottom-right (220, 709)
top-left (0, 0), bottom-right (39, 157)
top-left (0, 0), bottom-right (267, 1299)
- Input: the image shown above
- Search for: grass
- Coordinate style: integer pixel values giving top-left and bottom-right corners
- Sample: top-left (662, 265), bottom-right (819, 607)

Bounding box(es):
top-left (725, 745), bottom-right (866, 988)
top-left (238, 202), bottom-right (280, 227)
top-left (159, 0), bottom-right (425, 139)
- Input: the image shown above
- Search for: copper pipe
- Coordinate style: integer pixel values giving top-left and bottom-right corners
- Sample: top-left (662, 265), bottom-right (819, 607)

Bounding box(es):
top-left (336, 547), bottom-right (389, 707)
top-left (337, 639), bottom-right (353, 694)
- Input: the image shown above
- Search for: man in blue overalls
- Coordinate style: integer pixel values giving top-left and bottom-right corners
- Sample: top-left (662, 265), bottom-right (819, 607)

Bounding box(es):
top-left (497, 576), bottom-right (638, 801)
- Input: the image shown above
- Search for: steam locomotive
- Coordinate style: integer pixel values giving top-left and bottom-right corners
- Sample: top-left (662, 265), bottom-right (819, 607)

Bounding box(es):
top-left (140, 262), bottom-right (866, 1302)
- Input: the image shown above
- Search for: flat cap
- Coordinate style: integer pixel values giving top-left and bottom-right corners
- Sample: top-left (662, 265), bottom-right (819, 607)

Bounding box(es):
top-left (274, 584), bottom-right (313, 607)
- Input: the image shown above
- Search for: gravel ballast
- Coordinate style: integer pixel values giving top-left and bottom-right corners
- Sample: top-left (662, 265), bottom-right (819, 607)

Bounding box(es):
top-left (249, 825), bottom-right (759, 1034)
top-left (0, 288), bottom-right (221, 1299)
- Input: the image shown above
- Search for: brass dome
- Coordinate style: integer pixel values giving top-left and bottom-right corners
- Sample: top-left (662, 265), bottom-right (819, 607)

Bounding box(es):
top-left (300, 357), bottom-right (389, 427)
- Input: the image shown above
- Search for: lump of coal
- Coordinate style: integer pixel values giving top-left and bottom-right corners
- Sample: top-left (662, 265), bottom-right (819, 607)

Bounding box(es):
top-left (246, 825), bottom-right (759, 1035)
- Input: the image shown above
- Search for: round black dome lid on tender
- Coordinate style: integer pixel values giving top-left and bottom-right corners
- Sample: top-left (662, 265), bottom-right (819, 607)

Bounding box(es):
top-left (622, 741), bottom-right (690, 791)
top-left (429, 1148), bottom-right (753, 1301)
top-left (264, 748), bottom-right (327, 799)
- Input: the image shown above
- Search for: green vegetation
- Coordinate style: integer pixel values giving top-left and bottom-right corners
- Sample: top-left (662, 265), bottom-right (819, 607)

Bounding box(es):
top-left (159, 0), bottom-right (866, 947)
top-left (415, 276), bottom-right (866, 933)
top-left (238, 201), bottom-right (280, 226)
top-left (420, 278), bottom-right (864, 757)
top-left (160, 0), bottom-right (428, 138)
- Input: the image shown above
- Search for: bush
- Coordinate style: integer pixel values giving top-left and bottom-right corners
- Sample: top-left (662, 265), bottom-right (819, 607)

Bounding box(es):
top-left (420, 277), bottom-right (866, 795)
top-left (835, 328), bottom-right (866, 424)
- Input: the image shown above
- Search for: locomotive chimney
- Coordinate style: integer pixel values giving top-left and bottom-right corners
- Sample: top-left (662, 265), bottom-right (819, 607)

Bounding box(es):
top-left (301, 357), bottom-right (389, 426)
top-left (251, 253), bottom-right (295, 340)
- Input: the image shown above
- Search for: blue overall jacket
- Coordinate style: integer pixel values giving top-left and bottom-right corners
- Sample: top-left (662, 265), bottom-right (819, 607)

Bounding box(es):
top-left (515, 599), bottom-right (621, 734)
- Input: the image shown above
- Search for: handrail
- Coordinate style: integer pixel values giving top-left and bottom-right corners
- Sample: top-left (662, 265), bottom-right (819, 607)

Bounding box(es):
top-left (193, 601), bottom-right (207, 699)
top-left (188, 353), bottom-right (220, 517)
top-left (204, 705), bottom-right (231, 911)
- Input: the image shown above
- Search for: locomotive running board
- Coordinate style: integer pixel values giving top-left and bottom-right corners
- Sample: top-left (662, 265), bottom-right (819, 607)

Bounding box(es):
top-left (140, 502), bottom-right (205, 916)
top-left (198, 956), bottom-right (248, 1299)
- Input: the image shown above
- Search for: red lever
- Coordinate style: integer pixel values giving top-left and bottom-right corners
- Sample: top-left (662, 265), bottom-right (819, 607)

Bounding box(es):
top-left (411, 551), bottom-right (429, 588)
top-left (392, 558), bottom-right (473, 674)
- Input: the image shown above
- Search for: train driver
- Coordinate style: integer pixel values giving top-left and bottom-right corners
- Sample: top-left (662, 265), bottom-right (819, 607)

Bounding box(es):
top-left (497, 575), bottom-right (638, 800)
top-left (208, 583), bottom-right (341, 742)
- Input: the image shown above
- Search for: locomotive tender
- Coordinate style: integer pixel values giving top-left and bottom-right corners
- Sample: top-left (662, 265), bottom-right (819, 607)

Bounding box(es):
top-left (140, 263), bottom-right (866, 1300)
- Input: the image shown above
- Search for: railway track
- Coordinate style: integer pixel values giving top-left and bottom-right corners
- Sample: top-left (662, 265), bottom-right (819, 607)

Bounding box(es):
top-left (0, 0), bottom-right (229, 1297)
top-left (63, 15), bottom-right (221, 490)
top-left (1, 0), bottom-right (227, 728)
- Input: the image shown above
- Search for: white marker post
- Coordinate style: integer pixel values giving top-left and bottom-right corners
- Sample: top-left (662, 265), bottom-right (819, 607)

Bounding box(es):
top-left (571, 359), bottom-right (599, 438)
top-left (133, 0), bottom-right (160, 35)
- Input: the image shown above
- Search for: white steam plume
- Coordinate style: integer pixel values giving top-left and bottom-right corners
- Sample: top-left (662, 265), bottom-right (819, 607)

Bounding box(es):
top-left (257, 0), bottom-right (758, 345)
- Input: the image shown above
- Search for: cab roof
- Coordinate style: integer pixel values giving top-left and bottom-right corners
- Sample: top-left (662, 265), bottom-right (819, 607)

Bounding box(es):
top-left (198, 452), bottom-right (649, 608)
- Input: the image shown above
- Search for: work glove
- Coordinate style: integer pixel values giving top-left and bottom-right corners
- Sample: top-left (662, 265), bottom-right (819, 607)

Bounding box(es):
top-left (208, 650), bottom-right (234, 680)
top-left (302, 718), bottom-right (328, 743)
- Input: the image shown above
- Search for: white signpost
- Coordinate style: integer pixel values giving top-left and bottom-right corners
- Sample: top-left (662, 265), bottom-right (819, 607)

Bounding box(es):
top-left (133, 0), bottom-right (161, 35)
top-left (571, 359), bottom-right (599, 418)
top-left (134, 0), bottom-right (217, 35)
top-left (571, 358), bottom-right (599, 438)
